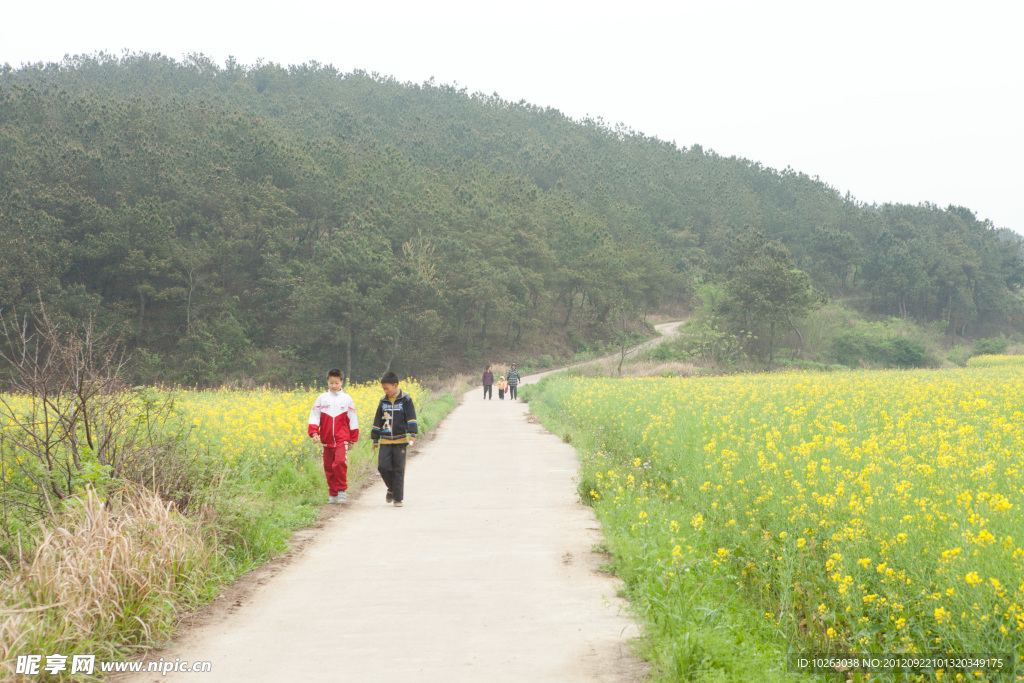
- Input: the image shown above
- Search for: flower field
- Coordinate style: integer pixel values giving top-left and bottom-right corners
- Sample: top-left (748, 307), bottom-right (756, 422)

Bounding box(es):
top-left (1, 380), bottom-right (431, 517)
top-left (176, 380), bottom-right (429, 475)
top-left (526, 360), bottom-right (1024, 680)
top-left (967, 354), bottom-right (1024, 369)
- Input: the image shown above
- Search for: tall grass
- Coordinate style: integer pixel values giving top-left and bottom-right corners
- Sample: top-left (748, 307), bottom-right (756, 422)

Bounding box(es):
top-left (0, 485), bottom-right (219, 680)
top-left (524, 367), bottom-right (1024, 681)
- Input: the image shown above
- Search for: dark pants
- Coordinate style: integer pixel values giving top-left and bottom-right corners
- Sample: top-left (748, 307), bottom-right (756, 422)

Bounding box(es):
top-left (509, 384), bottom-right (518, 400)
top-left (483, 384), bottom-right (492, 399)
top-left (377, 443), bottom-right (408, 503)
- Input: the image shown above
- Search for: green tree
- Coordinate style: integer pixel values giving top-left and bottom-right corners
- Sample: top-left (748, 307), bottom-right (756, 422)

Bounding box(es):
top-left (722, 229), bottom-right (819, 367)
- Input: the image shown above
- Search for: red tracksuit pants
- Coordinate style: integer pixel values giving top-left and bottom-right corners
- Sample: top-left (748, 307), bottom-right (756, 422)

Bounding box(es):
top-left (322, 445), bottom-right (348, 496)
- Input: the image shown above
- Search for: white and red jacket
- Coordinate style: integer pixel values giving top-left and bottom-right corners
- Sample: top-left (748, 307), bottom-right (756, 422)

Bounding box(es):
top-left (308, 390), bottom-right (359, 447)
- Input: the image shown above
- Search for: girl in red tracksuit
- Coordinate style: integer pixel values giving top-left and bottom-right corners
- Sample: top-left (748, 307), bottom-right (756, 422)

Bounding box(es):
top-left (308, 368), bottom-right (360, 503)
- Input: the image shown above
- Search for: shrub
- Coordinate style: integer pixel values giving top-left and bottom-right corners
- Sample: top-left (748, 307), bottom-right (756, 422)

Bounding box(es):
top-left (833, 329), bottom-right (870, 366)
top-left (973, 337), bottom-right (1009, 356)
top-left (887, 337), bottom-right (927, 367)
top-left (0, 306), bottom-right (213, 560)
top-left (832, 327), bottom-right (930, 368)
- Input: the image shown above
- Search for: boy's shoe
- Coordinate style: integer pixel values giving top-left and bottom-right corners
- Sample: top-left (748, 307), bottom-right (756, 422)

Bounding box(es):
top-left (386, 490), bottom-right (394, 503)
top-left (337, 491), bottom-right (348, 503)
top-left (328, 495), bottom-right (338, 504)
top-left (393, 501), bottom-right (403, 507)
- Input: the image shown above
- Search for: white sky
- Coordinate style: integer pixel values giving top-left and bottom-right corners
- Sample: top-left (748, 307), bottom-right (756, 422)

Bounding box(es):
top-left (3, 0), bottom-right (1022, 233)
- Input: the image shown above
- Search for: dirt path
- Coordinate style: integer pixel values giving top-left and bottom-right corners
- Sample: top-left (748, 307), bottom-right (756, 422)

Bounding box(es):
top-left (529, 320), bottom-right (684, 381)
top-left (119, 322), bottom-right (682, 682)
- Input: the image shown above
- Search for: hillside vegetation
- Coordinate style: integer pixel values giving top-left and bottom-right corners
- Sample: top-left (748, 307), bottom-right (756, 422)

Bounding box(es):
top-left (1, 53), bottom-right (1021, 383)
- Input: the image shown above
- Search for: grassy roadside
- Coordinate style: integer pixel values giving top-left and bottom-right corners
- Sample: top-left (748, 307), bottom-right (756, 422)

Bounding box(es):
top-left (0, 384), bottom-right (457, 680)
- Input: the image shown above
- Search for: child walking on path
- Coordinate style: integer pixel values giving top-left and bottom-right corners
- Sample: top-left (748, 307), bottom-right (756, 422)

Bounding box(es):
top-left (496, 376), bottom-right (508, 399)
top-left (308, 368), bottom-right (359, 503)
top-left (371, 371), bottom-right (418, 507)
top-left (507, 363), bottom-right (521, 400)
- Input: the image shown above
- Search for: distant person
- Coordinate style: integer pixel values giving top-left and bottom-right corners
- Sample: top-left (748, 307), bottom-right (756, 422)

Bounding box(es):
top-left (496, 375), bottom-right (508, 400)
top-left (371, 371), bottom-right (418, 508)
top-left (308, 368), bottom-right (359, 504)
top-left (482, 365), bottom-right (494, 399)
top-left (507, 363), bottom-right (521, 400)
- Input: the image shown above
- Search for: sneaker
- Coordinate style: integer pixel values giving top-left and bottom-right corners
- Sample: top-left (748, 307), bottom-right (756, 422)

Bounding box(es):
top-left (337, 491), bottom-right (348, 503)
top-left (328, 495), bottom-right (338, 504)
top-left (386, 490), bottom-right (394, 503)
top-left (394, 501), bottom-right (403, 508)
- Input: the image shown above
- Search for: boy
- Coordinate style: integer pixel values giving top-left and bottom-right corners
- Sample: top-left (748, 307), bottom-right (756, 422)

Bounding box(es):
top-left (308, 368), bottom-right (359, 503)
top-left (370, 371), bottom-right (418, 508)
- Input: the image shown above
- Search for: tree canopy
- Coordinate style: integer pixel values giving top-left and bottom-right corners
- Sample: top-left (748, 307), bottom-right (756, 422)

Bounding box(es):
top-left (1, 53), bottom-right (1020, 382)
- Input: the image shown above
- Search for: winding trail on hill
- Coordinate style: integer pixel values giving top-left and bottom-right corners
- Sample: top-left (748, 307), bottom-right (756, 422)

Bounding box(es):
top-left (119, 321), bottom-right (682, 683)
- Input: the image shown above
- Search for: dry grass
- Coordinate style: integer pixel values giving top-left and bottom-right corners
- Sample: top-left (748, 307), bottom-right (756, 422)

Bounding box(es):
top-left (564, 358), bottom-right (700, 379)
top-left (422, 372), bottom-right (475, 397)
top-left (0, 485), bottom-right (216, 678)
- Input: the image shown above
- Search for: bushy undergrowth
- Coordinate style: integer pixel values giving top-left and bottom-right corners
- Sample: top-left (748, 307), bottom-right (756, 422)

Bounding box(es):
top-left (667, 304), bottom-right (968, 372)
top-left (832, 328), bottom-right (929, 368)
top-left (973, 337), bottom-right (1010, 356)
top-left (524, 370), bottom-right (1024, 681)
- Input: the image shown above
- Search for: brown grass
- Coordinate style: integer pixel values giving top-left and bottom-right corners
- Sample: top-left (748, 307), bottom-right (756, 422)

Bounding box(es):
top-left (565, 358), bottom-right (700, 379)
top-left (422, 372), bottom-right (474, 396)
top-left (0, 485), bottom-right (216, 679)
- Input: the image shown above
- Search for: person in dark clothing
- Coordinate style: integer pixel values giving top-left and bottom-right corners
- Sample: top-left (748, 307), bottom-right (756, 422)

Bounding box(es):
top-left (507, 363), bottom-right (521, 400)
top-left (482, 365), bottom-right (494, 399)
top-left (370, 371), bottom-right (418, 507)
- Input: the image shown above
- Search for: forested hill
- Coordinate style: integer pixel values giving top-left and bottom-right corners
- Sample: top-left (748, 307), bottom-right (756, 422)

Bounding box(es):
top-left (1, 53), bottom-right (1021, 383)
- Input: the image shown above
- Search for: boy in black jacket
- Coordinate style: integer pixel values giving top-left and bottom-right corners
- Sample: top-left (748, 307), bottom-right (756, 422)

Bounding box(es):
top-left (371, 371), bottom-right (418, 507)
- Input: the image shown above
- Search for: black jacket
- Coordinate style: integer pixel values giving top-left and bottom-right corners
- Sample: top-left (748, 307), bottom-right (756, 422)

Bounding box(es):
top-left (371, 391), bottom-right (418, 445)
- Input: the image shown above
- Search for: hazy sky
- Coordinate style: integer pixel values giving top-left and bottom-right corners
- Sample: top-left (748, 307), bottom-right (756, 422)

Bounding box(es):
top-left (3, 0), bottom-right (1021, 232)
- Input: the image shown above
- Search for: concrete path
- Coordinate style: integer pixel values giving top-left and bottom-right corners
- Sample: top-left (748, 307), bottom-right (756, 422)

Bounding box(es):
top-left (119, 341), bottom-right (672, 681)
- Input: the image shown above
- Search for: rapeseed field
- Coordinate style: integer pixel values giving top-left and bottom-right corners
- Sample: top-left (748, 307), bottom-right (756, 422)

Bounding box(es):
top-left (177, 381), bottom-right (427, 473)
top-left (1, 381), bottom-right (427, 510)
top-left (527, 359), bottom-right (1023, 680)
top-left (968, 354), bottom-right (1024, 368)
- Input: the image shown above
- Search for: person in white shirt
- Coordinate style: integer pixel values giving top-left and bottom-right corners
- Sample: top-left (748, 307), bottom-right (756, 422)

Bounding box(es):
top-left (308, 368), bottom-right (359, 503)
